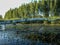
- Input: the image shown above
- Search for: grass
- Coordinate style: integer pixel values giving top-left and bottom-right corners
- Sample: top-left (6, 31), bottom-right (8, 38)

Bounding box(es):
top-left (6, 23), bottom-right (60, 33)
top-left (49, 16), bottom-right (60, 20)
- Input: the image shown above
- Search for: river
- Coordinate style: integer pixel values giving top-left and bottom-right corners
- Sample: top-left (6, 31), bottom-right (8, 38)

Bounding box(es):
top-left (0, 24), bottom-right (59, 45)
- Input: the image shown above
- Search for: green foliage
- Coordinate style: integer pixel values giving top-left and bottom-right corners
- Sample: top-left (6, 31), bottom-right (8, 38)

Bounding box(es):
top-left (4, 0), bottom-right (60, 19)
top-left (0, 15), bottom-right (2, 19)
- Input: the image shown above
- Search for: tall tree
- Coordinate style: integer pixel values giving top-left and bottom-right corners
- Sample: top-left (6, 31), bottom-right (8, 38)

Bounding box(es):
top-left (0, 15), bottom-right (2, 19)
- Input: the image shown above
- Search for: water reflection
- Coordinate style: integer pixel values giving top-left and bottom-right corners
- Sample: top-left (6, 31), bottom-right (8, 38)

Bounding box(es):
top-left (0, 25), bottom-right (5, 30)
top-left (0, 30), bottom-right (56, 45)
top-left (0, 24), bottom-right (58, 45)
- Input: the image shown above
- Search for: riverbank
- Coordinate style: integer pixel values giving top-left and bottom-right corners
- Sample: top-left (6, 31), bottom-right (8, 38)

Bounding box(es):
top-left (5, 24), bottom-right (60, 33)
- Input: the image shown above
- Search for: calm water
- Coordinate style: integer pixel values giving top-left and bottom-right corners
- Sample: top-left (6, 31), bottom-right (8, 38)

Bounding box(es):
top-left (0, 25), bottom-right (57, 45)
top-left (0, 30), bottom-right (56, 45)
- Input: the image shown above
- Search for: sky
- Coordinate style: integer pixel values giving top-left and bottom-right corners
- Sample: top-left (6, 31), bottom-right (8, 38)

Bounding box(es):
top-left (0, 0), bottom-right (31, 17)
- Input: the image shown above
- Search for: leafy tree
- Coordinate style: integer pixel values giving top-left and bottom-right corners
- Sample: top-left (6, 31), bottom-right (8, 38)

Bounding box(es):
top-left (0, 15), bottom-right (2, 19)
top-left (4, 0), bottom-right (59, 19)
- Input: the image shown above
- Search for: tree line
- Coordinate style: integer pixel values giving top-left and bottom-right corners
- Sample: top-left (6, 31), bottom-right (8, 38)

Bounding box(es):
top-left (4, 0), bottom-right (60, 19)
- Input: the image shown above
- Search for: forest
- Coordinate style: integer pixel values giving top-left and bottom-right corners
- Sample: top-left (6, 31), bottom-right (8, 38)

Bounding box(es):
top-left (4, 0), bottom-right (60, 20)
top-left (0, 0), bottom-right (60, 44)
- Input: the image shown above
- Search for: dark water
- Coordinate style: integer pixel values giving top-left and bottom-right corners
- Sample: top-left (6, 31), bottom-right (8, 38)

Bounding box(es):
top-left (0, 30), bottom-right (53, 45)
top-left (0, 24), bottom-right (58, 45)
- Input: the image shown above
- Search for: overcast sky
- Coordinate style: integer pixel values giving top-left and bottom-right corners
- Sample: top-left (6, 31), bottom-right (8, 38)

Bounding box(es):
top-left (0, 0), bottom-right (31, 17)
